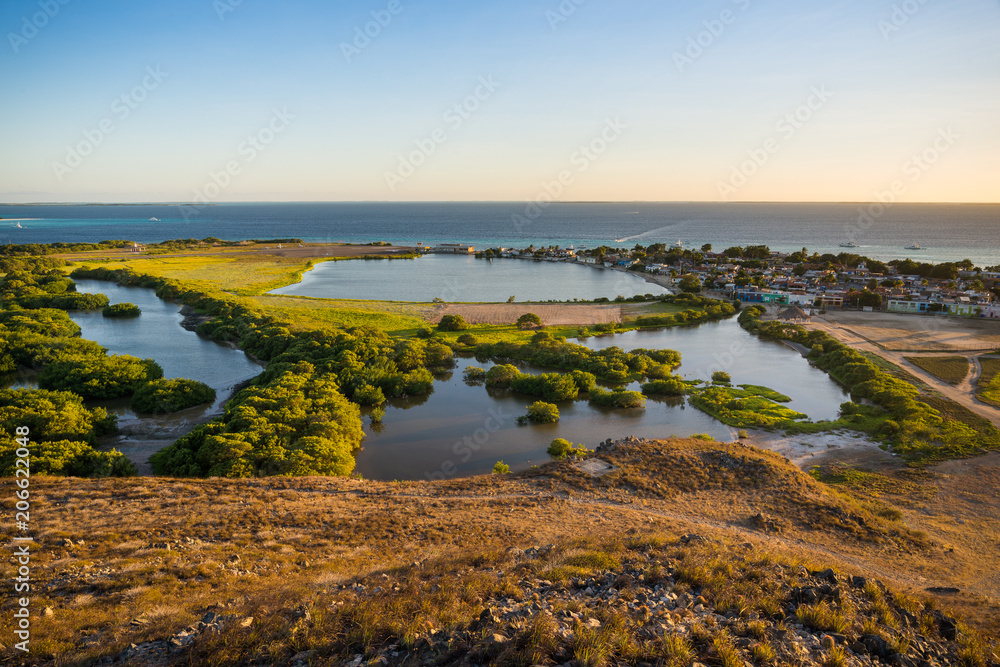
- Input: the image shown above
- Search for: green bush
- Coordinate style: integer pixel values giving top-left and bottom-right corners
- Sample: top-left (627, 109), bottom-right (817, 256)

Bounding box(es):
top-left (492, 460), bottom-right (510, 474)
top-left (712, 371), bottom-right (731, 384)
top-left (462, 366), bottom-right (487, 383)
top-left (38, 354), bottom-right (163, 399)
top-left (352, 384), bottom-right (386, 406)
top-left (517, 312), bottom-right (542, 329)
top-left (485, 364), bottom-right (521, 387)
top-left (131, 378), bottom-right (216, 413)
top-left (438, 314), bottom-right (468, 331)
top-left (102, 302), bottom-right (141, 318)
top-left (523, 401), bottom-right (559, 424)
top-left (547, 438), bottom-right (589, 459)
top-left (589, 387), bottom-right (646, 408)
top-left (151, 363), bottom-right (363, 477)
top-left (641, 377), bottom-right (687, 396)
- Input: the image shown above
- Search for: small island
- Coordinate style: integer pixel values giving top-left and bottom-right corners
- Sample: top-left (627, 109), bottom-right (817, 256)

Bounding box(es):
top-left (102, 302), bottom-right (141, 318)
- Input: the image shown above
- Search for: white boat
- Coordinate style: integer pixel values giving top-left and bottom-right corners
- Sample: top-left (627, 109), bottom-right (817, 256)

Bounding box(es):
top-left (905, 243), bottom-right (922, 250)
top-left (839, 241), bottom-right (858, 248)
top-left (673, 239), bottom-right (684, 247)
top-left (149, 217), bottom-right (159, 221)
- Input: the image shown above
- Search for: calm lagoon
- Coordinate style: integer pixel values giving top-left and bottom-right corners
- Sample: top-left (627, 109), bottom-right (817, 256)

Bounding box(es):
top-left (270, 254), bottom-right (669, 302)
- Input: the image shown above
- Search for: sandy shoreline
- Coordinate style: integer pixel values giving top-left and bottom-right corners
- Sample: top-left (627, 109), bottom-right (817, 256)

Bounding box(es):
top-left (736, 428), bottom-right (891, 469)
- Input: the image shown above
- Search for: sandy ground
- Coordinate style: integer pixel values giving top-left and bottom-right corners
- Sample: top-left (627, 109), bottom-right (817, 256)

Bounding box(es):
top-left (808, 309), bottom-right (1000, 351)
top-left (797, 313), bottom-right (1000, 428)
top-left (430, 302), bottom-right (624, 326)
top-left (739, 429), bottom-right (892, 469)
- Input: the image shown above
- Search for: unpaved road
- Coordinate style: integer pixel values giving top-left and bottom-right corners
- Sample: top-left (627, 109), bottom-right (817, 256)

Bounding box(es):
top-left (809, 316), bottom-right (1000, 429)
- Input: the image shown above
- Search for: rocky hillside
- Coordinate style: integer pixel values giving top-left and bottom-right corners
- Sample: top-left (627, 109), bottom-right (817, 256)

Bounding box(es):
top-left (3, 437), bottom-right (998, 665)
top-left (111, 536), bottom-right (988, 666)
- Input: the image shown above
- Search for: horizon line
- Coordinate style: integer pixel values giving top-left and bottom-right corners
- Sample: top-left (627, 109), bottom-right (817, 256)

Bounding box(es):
top-left (2, 200), bottom-right (998, 206)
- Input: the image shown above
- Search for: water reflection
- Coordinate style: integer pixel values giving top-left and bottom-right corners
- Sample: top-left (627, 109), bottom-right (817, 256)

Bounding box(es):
top-left (354, 319), bottom-right (848, 481)
top-left (271, 254), bottom-right (668, 302)
top-left (67, 280), bottom-right (264, 433)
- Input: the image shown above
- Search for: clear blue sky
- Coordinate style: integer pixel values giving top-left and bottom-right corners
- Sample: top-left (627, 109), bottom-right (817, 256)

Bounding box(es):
top-left (1, 0), bottom-right (997, 202)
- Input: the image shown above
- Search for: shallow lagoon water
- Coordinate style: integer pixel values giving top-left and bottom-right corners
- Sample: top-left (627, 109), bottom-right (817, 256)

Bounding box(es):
top-left (270, 254), bottom-right (668, 302)
top-left (16, 281), bottom-right (847, 479)
top-left (68, 280), bottom-right (264, 422)
top-left (354, 319), bottom-right (849, 481)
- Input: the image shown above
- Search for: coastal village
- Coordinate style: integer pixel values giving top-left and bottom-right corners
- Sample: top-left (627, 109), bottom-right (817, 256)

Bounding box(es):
top-left (422, 241), bottom-right (1000, 319)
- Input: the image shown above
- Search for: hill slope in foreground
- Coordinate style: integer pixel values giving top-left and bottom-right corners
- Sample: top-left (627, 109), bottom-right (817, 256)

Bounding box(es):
top-left (3, 437), bottom-right (999, 666)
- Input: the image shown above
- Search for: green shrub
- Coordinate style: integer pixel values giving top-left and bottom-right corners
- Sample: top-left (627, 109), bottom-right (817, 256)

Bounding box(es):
top-left (641, 377), bottom-right (686, 396)
top-left (456, 333), bottom-right (479, 346)
top-left (102, 302), bottom-right (141, 318)
top-left (485, 364), bottom-right (520, 387)
top-left (463, 366), bottom-right (487, 383)
top-left (712, 371), bottom-right (732, 384)
top-left (589, 387), bottom-right (645, 408)
top-left (523, 401), bottom-right (559, 424)
top-left (492, 460), bottom-right (510, 474)
top-left (131, 378), bottom-right (216, 413)
top-left (517, 312), bottom-right (542, 329)
top-left (438, 314), bottom-right (468, 331)
top-left (547, 438), bottom-right (589, 459)
top-left (39, 354), bottom-right (163, 399)
top-left (352, 383), bottom-right (386, 406)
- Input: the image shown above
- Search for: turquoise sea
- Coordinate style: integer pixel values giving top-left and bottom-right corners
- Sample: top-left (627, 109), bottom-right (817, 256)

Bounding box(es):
top-left (2, 202), bottom-right (998, 267)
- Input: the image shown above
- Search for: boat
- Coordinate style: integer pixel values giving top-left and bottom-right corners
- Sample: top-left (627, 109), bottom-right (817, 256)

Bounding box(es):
top-left (673, 239), bottom-right (684, 247)
top-left (839, 241), bottom-right (858, 248)
top-left (905, 243), bottom-right (922, 250)
top-left (149, 217), bottom-right (159, 221)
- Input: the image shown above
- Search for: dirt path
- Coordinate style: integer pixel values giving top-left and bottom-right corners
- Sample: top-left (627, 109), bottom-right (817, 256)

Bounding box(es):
top-left (431, 303), bottom-right (624, 326)
top-left (810, 316), bottom-right (1000, 429)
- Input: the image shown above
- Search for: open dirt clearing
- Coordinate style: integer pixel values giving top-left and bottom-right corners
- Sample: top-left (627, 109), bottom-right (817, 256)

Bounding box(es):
top-left (812, 310), bottom-right (1000, 351)
top-left (430, 302), bottom-right (623, 326)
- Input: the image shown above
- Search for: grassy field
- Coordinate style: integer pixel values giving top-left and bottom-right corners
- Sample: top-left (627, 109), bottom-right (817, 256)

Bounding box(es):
top-left (904, 355), bottom-right (971, 385)
top-left (6, 437), bottom-right (997, 664)
top-left (248, 295), bottom-right (432, 335)
top-left (978, 357), bottom-right (1000, 407)
top-left (67, 252), bottom-right (318, 295)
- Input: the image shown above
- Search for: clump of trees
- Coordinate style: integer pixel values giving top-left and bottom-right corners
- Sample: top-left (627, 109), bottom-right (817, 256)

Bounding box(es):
top-left (517, 312), bottom-right (542, 329)
top-left (547, 438), bottom-right (589, 459)
top-left (0, 388), bottom-right (133, 477)
top-left (518, 401), bottom-right (559, 424)
top-left (39, 354), bottom-right (163, 399)
top-left (475, 336), bottom-right (680, 384)
top-left (151, 363), bottom-right (364, 477)
top-left (589, 387), bottom-right (645, 409)
top-left (102, 302), bottom-right (141, 317)
top-left (438, 314), bottom-right (468, 331)
top-left (131, 378), bottom-right (216, 413)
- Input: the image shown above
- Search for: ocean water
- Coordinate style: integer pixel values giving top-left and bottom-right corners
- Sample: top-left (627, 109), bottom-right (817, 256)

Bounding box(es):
top-left (1, 202), bottom-right (998, 267)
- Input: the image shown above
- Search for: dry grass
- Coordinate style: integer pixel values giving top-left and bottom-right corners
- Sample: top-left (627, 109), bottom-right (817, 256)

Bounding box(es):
top-left (904, 355), bottom-right (971, 385)
top-left (979, 357), bottom-right (1000, 407)
top-left (431, 302), bottom-right (624, 326)
top-left (1, 438), bottom-right (997, 663)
